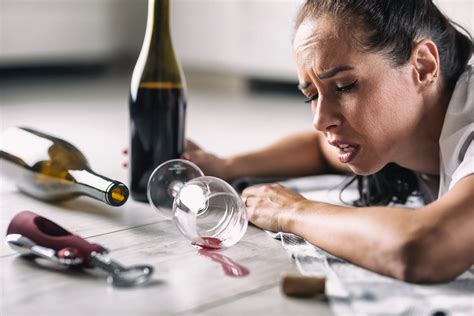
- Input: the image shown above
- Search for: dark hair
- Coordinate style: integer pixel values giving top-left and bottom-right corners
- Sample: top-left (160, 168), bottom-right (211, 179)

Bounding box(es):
top-left (296, 0), bottom-right (473, 206)
top-left (295, 0), bottom-right (473, 89)
top-left (341, 163), bottom-right (421, 206)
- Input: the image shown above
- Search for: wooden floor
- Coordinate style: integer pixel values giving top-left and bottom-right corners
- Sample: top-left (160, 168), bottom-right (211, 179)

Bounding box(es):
top-left (0, 69), bottom-right (332, 315)
top-left (1, 200), bottom-right (330, 315)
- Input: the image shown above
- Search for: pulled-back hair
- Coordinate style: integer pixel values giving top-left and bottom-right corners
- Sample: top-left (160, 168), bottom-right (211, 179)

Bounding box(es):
top-left (296, 0), bottom-right (473, 89)
top-left (295, 0), bottom-right (473, 206)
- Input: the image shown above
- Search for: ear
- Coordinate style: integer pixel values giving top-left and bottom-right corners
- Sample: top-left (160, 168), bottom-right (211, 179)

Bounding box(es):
top-left (410, 39), bottom-right (440, 87)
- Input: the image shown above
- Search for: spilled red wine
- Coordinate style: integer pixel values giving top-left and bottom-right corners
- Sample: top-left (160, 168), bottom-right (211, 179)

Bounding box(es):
top-left (192, 237), bottom-right (249, 277)
top-left (198, 250), bottom-right (250, 277)
top-left (191, 237), bottom-right (223, 250)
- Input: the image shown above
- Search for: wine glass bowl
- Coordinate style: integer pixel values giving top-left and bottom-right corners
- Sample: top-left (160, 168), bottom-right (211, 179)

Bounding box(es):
top-left (147, 159), bottom-right (248, 249)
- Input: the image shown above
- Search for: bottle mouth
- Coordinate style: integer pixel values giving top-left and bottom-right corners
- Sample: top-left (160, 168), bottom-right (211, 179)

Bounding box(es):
top-left (107, 183), bottom-right (129, 206)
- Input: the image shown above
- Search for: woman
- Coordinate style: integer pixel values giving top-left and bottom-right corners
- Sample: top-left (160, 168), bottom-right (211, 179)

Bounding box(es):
top-left (182, 0), bottom-right (474, 283)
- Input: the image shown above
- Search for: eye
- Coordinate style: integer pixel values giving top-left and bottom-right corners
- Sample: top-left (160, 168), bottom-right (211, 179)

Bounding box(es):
top-left (336, 80), bottom-right (358, 93)
top-left (304, 93), bottom-right (319, 104)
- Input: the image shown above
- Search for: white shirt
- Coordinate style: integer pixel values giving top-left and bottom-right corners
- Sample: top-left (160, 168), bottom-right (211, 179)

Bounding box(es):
top-left (438, 64), bottom-right (474, 198)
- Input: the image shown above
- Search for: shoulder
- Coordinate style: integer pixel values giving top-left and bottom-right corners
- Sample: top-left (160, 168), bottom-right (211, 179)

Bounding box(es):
top-left (448, 64), bottom-right (473, 113)
top-left (438, 66), bottom-right (474, 197)
top-left (441, 173), bottom-right (474, 206)
top-left (450, 139), bottom-right (474, 190)
top-left (439, 126), bottom-right (474, 196)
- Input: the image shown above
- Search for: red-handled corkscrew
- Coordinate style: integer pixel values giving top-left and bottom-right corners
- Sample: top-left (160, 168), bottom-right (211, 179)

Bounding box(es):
top-left (6, 211), bottom-right (154, 287)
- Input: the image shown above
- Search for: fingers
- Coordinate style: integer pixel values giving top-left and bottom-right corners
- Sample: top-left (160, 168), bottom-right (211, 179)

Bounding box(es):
top-left (181, 149), bottom-right (203, 163)
top-left (242, 194), bottom-right (256, 208)
top-left (182, 140), bottom-right (202, 161)
top-left (241, 183), bottom-right (304, 209)
top-left (185, 139), bottom-right (201, 151)
top-left (241, 184), bottom-right (276, 208)
top-left (242, 183), bottom-right (285, 196)
top-left (241, 185), bottom-right (267, 208)
top-left (241, 183), bottom-right (304, 233)
top-left (242, 195), bottom-right (249, 207)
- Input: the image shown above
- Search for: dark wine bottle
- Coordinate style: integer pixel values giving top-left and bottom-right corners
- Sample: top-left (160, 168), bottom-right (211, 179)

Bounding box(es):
top-left (129, 0), bottom-right (186, 202)
top-left (0, 127), bottom-right (129, 206)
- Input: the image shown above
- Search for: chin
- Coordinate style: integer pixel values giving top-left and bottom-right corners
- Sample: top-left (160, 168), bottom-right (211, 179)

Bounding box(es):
top-left (348, 161), bottom-right (387, 176)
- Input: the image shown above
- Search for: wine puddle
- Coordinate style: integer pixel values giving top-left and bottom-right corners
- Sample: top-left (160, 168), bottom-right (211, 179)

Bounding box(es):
top-left (192, 238), bottom-right (249, 277)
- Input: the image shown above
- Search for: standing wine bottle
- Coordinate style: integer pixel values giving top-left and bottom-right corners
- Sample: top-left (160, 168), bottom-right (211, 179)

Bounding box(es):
top-left (0, 127), bottom-right (129, 206)
top-left (129, 0), bottom-right (186, 202)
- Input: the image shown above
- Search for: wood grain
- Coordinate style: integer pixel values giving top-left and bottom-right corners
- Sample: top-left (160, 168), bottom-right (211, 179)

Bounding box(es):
top-left (1, 212), bottom-right (332, 315)
top-left (0, 73), bottom-right (332, 315)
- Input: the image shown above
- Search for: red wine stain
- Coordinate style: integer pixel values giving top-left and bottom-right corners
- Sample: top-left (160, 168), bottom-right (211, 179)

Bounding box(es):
top-left (191, 237), bottom-right (223, 250)
top-left (122, 148), bottom-right (128, 155)
top-left (193, 237), bottom-right (250, 277)
top-left (122, 162), bottom-right (128, 169)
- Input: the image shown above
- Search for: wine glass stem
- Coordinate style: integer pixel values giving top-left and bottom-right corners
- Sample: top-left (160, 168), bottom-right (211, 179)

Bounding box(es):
top-left (169, 181), bottom-right (184, 198)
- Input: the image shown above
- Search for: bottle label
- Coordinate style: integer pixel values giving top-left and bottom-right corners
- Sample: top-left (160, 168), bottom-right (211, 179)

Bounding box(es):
top-left (139, 82), bottom-right (183, 89)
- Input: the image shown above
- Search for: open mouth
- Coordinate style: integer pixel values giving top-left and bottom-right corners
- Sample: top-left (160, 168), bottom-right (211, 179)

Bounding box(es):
top-left (337, 144), bottom-right (360, 163)
top-left (329, 140), bottom-right (361, 164)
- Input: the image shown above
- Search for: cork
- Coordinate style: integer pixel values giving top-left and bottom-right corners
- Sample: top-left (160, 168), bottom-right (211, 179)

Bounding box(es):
top-left (281, 273), bottom-right (326, 298)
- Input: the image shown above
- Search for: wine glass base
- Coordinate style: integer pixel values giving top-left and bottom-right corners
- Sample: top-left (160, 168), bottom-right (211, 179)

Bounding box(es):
top-left (147, 159), bottom-right (204, 220)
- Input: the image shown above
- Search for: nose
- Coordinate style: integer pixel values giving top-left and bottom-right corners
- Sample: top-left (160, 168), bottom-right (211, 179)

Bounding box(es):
top-left (312, 97), bottom-right (341, 132)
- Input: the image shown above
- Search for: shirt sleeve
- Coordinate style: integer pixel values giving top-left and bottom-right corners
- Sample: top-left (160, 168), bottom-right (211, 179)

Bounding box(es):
top-left (449, 140), bottom-right (474, 191)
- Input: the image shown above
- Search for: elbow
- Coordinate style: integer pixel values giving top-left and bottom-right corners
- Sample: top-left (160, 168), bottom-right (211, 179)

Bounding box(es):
top-left (391, 240), bottom-right (434, 283)
top-left (389, 235), bottom-right (464, 284)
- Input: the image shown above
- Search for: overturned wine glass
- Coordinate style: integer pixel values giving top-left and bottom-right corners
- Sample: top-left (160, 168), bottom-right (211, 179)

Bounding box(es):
top-left (147, 159), bottom-right (248, 249)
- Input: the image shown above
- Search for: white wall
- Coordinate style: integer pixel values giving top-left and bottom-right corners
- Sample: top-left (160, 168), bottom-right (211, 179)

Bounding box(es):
top-left (171, 0), bottom-right (473, 81)
top-left (171, 0), bottom-right (304, 81)
top-left (435, 0), bottom-right (474, 32)
top-left (1, 0), bottom-right (472, 80)
top-left (0, 0), bottom-right (147, 65)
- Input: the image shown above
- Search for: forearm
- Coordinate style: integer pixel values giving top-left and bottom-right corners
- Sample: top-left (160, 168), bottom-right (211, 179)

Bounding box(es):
top-left (244, 176), bottom-right (474, 283)
top-left (287, 201), bottom-right (472, 282)
top-left (284, 198), bottom-right (473, 282)
top-left (285, 201), bottom-right (414, 279)
top-left (225, 131), bottom-right (334, 181)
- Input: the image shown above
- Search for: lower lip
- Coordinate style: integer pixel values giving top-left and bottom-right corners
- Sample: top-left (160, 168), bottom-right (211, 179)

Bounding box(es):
top-left (338, 146), bottom-right (360, 163)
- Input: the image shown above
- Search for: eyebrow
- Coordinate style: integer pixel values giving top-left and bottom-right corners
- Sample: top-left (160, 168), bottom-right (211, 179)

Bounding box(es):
top-left (297, 65), bottom-right (354, 90)
top-left (318, 65), bottom-right (354, 79)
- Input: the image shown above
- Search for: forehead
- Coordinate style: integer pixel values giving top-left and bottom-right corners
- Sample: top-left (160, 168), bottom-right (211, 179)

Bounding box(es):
top-left (293, 16), bottom-right (362, 71)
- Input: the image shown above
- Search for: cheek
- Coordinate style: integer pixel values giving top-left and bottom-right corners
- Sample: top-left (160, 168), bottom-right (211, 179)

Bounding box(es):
top-left (341, 87), bottom-right (414, 174)
top-left (350, 81), bottom-right (418, 145)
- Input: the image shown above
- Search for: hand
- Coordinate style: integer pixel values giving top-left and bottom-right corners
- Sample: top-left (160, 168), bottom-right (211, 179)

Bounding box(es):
top-left (241, 183), bottom-right (307, 233)
top-left (181, 140), bottom-right (230, 180)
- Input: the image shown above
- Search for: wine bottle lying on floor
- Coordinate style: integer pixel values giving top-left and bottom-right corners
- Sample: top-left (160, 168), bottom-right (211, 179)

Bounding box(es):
top-left (0, 126), bottom-right (128, 206)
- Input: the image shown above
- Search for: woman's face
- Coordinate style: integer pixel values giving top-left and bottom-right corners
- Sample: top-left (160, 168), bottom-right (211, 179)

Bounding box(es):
top-left (294, 16), bottom-right (425, 175)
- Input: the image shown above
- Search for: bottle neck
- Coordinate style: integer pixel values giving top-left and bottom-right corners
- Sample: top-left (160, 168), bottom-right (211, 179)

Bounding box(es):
top-left (69, 169), bottom-right (129, 207)
top-left (148, 0), bottom-right (171, 48)
top-left (131, 0), bottom-right (182, 96)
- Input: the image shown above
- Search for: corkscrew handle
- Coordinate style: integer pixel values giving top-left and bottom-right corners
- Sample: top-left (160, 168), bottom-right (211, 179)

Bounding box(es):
top-left (6, 211), bottom-right (106, 267)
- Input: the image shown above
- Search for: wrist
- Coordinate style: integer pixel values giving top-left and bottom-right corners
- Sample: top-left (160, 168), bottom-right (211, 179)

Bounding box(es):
top-left (224, 156), bottom-right (246, 182)
top-left (222, 157), bottom-right (237, 182)
top-left (279, 199), bottom-right (312, 233)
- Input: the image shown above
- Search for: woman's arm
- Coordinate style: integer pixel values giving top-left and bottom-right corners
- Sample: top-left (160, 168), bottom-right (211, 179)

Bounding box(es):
top-left (243, 174), bottom-right (474, 283)
top-left (184, 131), bottom-right (349, 182)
